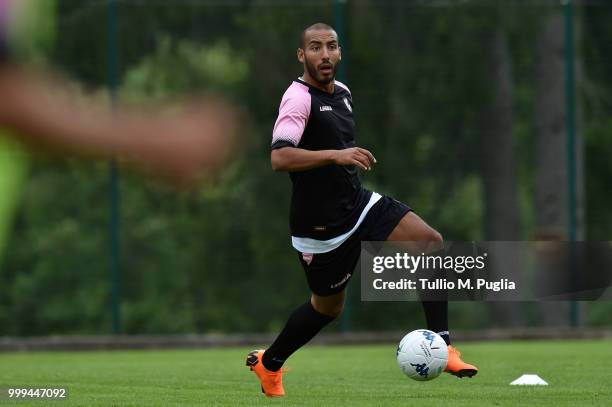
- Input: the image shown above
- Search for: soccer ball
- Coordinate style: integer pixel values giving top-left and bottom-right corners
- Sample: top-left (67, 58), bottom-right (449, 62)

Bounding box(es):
top-left (396, 329), bottom-right (448, 381)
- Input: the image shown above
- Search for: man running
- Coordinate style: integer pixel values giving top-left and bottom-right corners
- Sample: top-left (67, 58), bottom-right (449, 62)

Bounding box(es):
top-left (246, 22), bottom-right (478, 397)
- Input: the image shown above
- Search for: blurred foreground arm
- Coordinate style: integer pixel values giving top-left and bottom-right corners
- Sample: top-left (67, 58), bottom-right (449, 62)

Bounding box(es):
top-left (0, 64), bottom-right (241, 184)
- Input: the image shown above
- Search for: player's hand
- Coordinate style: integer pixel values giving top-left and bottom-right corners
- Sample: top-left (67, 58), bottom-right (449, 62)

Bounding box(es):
top-left (120, 99), bottom-right (243, 185)
top-left (332, 147), bottom-right (376, 171)
top-left (0, 65), bottom-right (244, 186)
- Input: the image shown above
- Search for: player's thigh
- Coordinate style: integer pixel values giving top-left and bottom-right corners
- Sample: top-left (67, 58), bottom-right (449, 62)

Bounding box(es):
top-left (311, 289), bottom-right (346, 318)
top-left (386, 211), bottom-right (443, 253)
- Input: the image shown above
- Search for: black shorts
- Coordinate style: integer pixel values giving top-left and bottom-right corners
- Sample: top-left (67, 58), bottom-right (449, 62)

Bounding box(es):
top-left (296, 195), bottom-right (411, 296)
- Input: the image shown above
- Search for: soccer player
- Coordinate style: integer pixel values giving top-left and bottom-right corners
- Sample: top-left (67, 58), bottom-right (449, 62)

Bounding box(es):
top-left (246, 23), bottom-right (478, 397)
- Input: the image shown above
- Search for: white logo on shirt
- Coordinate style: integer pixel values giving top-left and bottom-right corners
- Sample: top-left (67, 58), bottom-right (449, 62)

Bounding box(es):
top-left (320, 106), bottom-right (333, 111)
top-left (343, 97), bottom-right (352, 112)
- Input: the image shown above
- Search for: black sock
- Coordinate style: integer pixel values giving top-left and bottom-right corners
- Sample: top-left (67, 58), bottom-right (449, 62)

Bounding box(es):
top-left (417, 247), bottom-right (451, 346)
top-left (262, 301), bottom-right (335, 372)
top-left (421, 301), bottom-right (451, 345)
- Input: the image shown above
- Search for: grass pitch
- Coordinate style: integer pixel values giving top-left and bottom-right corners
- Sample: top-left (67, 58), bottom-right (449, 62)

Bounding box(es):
top-left (0, 340), bottom-right (611, 406)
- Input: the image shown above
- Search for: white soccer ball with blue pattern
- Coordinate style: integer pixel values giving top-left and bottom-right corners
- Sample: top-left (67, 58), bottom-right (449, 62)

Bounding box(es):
top-left (396, 329), bottom-right (448, 381)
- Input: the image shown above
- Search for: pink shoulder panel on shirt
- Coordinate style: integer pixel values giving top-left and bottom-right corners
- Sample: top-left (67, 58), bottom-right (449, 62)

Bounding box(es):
top-left (272, 81), bottom-right (311, 147)
top-left (334, 80), bottom-right (351, 95)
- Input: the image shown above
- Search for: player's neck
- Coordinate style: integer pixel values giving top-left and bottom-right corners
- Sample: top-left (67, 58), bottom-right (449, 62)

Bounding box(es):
top-left (301, 74), bottom-right (334, 94)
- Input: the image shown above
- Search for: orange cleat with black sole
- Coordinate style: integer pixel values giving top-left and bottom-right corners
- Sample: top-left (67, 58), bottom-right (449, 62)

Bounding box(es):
top-left (245, 349), bottom-right (285, 397)
top-left (445, 345), bottom-right (478, 378)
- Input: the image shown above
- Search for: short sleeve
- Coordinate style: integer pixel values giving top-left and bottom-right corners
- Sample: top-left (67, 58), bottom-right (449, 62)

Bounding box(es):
top-left (271, 81), bottom-right (311, 150)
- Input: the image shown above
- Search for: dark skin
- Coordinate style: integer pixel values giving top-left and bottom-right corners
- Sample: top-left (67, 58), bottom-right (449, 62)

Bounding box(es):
top-left (272, 28), bottom-right (443, 316)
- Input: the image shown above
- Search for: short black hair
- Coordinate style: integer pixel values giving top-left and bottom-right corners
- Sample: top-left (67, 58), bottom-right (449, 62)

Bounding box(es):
top-left (300, 22), bottom-right (337, 48)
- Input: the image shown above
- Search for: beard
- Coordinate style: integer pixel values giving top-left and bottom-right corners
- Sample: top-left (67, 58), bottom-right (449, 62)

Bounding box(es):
top-left (305, 59), bottom-right (337, 85)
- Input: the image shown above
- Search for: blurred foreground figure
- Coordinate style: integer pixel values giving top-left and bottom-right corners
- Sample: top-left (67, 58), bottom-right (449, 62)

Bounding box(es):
top-left (0, 0), bottom-right (238, 183)
top-left (0, 0), bottom-right (240, 256)
top-left (0, 64), bottom-right (239, 183)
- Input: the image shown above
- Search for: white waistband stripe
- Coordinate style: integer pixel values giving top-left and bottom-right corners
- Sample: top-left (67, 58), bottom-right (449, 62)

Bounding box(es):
top-left (291, 192), bottom-right (382, 254)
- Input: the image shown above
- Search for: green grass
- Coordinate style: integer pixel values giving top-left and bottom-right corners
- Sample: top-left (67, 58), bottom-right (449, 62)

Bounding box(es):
top-left (0, 340), bottom-right (611, 406)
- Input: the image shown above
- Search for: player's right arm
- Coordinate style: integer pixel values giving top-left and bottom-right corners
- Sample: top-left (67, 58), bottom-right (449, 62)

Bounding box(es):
top-left (270, 82), bottom-right (375, 172)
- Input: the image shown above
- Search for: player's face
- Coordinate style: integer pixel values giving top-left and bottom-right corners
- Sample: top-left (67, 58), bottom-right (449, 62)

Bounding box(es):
top-left (298, 29), bottom-right (341, 86)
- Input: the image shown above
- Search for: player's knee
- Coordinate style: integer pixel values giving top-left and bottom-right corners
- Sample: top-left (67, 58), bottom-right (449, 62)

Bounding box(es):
top-left (319, 303), bottom-right (344, 319)
top-left (426, 230), bottom-right (444, 252)
top-left (431, 230), bottom-right (443, 244)
top-left (312, 300), bottom-right (344, 319)
top-left (330, 302), bottom-right (345, 318)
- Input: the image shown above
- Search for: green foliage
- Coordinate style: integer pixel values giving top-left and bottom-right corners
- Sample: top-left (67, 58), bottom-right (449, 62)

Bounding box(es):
top-left (10, 0), bottom-right (57, 63)
top-left (122, 37), bottom-right (248, 102)
top-left (584, 119), bottom-right (612, 239)
top-left (0, 136), bottom-right (29, 264)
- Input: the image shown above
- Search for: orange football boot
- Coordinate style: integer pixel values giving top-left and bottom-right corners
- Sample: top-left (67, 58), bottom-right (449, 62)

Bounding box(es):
top-left (444, 345), bottom-right (478, 378)
top-left (245, 350), bottom-right (285, 397)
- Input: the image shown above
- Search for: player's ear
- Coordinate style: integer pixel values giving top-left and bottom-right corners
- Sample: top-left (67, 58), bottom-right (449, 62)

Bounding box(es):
top-left (338, 46), bottom-right (342, 61)
top-left (297, 48), bottom-right (304, 63)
